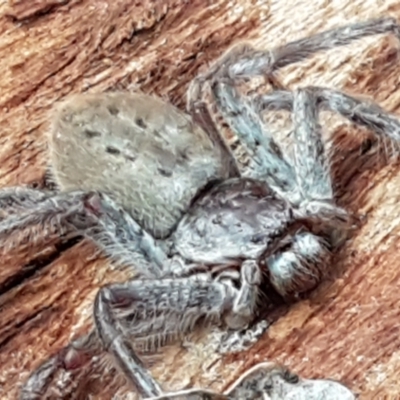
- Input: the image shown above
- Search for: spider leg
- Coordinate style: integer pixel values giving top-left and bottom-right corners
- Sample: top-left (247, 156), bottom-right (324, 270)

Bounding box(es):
top-left (0, 191), bottom-right (169, 277)
top-left (194, 17), bottom-right (399, 82)
top-left (312, 86), bottom-right (400, 142)
top-left (208, 82), bottom-right (350, 221)
top-left (255, 87), bottom-right (400, 142)
top-left (259, 88), bottom-right (363, 299)
top-left (19, 331), bottom-right (101, 400)
top-left (254, 86), bottom-right (400, 208)
top-left (205, 79), bottom-right (299, 199)
top-left (0, 191), bottom-right (92, 237)
top-left (253, 88), bottom-right (352, 230)
top-left (94, 261), bottom-right (261, 397)
top-left (0, 187), bottom-right (51, 219)
top-left (290, 88), bottom-right (333, 202)
top-left (14, 192), bottom-right (174, 398)
top-left (20, 358), bottom-right (61, 400)
top-left (188, 17), bottom-right (400, 197)
top-left (188, 98), bottom-right (241, 178)
top-left (0, 191), bottom-right (97, 263)
top-left (83, 192), bottom-right (169, 279)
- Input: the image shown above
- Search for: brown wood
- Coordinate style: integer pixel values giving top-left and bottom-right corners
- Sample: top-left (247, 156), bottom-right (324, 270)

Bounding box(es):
top-left (1, 0), bottom-right (400, 398)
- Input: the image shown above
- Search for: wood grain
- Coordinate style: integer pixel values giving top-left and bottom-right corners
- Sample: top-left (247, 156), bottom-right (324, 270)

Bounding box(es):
top-left (1, 0), bottom-right (400, 398)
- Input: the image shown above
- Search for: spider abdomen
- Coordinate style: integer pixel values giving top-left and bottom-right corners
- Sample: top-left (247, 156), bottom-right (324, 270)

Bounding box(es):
top-left (48, 92), bottom-right (235, 239)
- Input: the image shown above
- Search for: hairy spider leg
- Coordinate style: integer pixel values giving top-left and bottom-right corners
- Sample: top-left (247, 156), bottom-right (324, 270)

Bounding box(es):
top-left (0, 191), bottom-right (95, 237)
top-left (13, 190), bottom-right (263, 398)
top-left (0, 187), bottom-right (51, 219)
top-left (0, 190), bottom-right (100, 268)
top-left (189, 17), bottom-right (400, 197)
top-left (94, 256), bottom-right (262, 397)
top-left (260, 89), bottom-right (337, 298)
top-left (209, 79), bottom-right (298, 198)
top-left (12, 191), bottom-right (169, 399)
top-left (194, 17), bottom-right (400, 81)
top-left (254, 85), bottom-right (400, 299)
top-left (188, 99), bottom-right (241, 178)
top-left (0, 190), bottom-right (170, 277)
top-left (291, 88), bottom-right (332, 201)
top-left (256, 87), bottom-right (400, 143)
top-left (203, 82), bottom-right (334, 299)
top-left (95, 275), bottom-right (224, 398)
top-left (19, 331), bottom-right (101, 400)
top-left (254, 86), bottom-right (400, 208)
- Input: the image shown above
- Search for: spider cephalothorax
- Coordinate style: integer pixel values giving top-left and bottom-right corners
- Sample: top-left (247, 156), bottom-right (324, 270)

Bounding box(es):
top-left (6, 16), bottom-right (399, 399)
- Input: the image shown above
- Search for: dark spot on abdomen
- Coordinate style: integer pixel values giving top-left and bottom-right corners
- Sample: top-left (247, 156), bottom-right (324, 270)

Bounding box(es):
top-left (108, 105), bottom-right (120, 116)
top-left (84, 129), bottom-right (102, 138)
top-left (125, 154), bottom-right (136, 162)
top-left (135, 117), bottom-right (147, 129)
top-left (106, 146), bottom-right (121, 155)
top-left (177, 148), bottom-right (189, 163)
top-left (158, 167), bottom-right (173, 177)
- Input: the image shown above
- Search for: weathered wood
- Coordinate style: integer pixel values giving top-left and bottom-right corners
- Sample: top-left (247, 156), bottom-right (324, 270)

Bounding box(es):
top-left (1, 0), bottom-right (400, 398)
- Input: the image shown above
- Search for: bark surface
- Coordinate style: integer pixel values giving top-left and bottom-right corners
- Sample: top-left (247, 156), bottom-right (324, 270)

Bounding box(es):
top-left (1, 0), bottom-right (400, 398)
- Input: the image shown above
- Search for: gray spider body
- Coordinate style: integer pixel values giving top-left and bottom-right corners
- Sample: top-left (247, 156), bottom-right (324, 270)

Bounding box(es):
top-left (53, 93), bottom-right (299, 272)
top-left (51, 92), bottom-right (320, 335)
top-left (10, 16), bottom-right (400, 400)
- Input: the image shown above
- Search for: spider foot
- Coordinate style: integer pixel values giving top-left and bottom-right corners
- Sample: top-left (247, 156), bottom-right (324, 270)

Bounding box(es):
top-left (216, 319), bottom-right (269, 354)
top-left (19, 331), bottom-right (101, 400)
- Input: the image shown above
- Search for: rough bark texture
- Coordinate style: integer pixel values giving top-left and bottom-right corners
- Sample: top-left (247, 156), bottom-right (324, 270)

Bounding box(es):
top-left (1, 0), bottom-right (400, 398)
